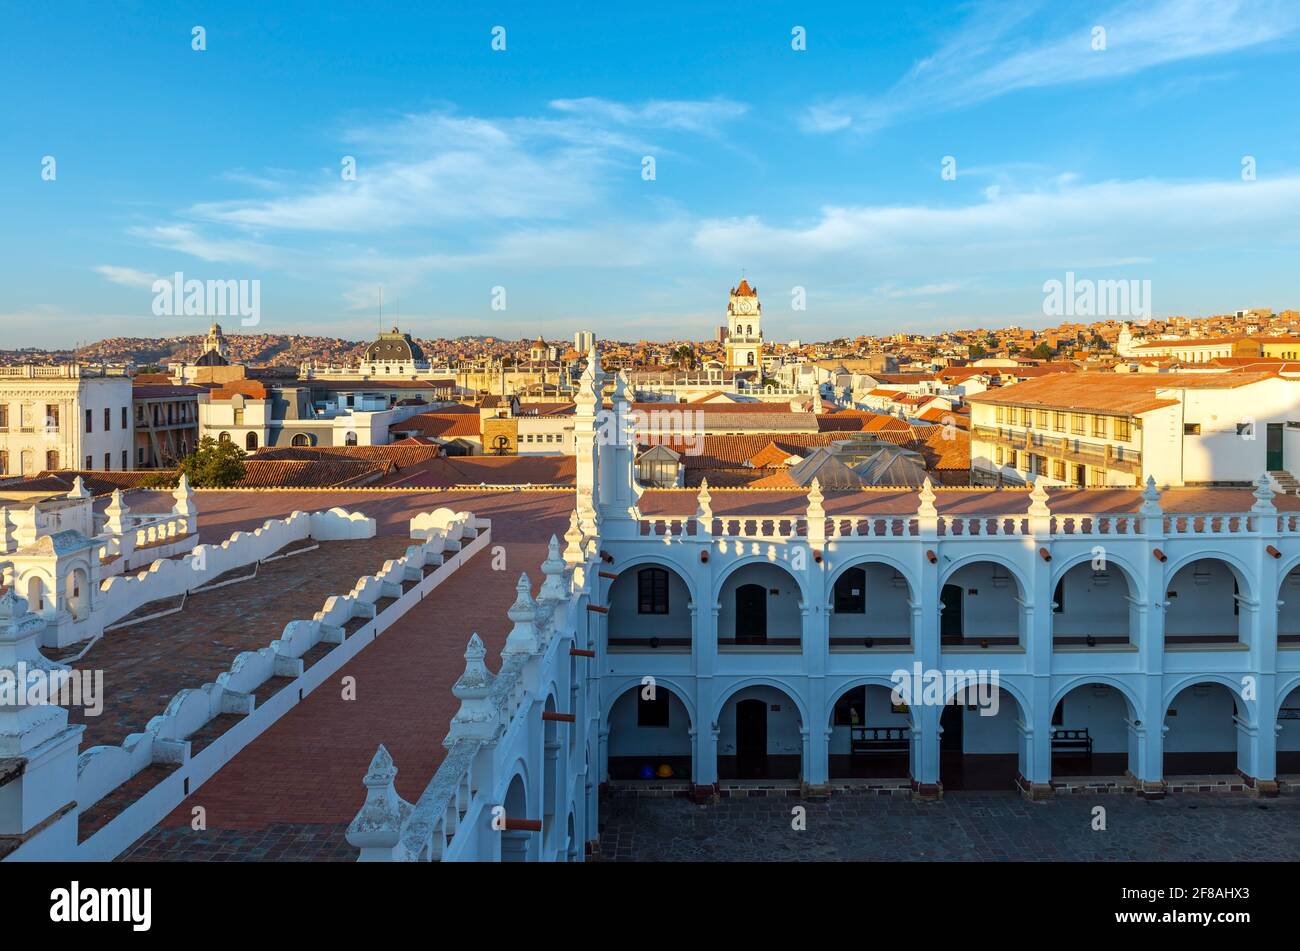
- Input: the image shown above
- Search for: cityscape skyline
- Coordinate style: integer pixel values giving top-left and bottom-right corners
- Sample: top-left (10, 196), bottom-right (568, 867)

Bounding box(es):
top-left (5, 0), bottom-right (1300, 348)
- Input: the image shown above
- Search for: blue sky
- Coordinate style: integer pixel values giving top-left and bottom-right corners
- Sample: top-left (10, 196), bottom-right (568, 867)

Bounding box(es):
top-left (3, 0), bottom-right (1299, 348)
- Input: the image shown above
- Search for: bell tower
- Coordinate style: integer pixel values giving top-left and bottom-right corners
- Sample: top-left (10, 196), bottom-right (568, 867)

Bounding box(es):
top-left (724, 278), bottom-right (763, 371)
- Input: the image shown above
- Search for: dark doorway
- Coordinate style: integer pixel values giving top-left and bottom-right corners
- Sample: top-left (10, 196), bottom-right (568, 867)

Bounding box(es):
top-left (1074, 464), bottom-right (1086, 487)
top-left (736, 584), bottom-right (767, 643)
top-left (940, 703), bottom-right (963, 751)
top-left (1267, 423), bottom-right (1284, 471)
top-left (940, 584), bottom-right (963, 642)
top-left (735, 699), bottom-right (768, 778)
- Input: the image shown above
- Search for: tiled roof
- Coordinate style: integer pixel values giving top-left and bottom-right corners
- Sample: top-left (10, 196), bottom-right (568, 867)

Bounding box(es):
top-left (239, 459), bottom-right (394, 488)
top-left (210, 380), bottom-right (269, 400)
top-left (393, 412), bottom-right (482, 439)
top-left (378, 455), bottom-right (575, 488)
top-left (966, 371), bottom-right (1276, 414)
top-left (254, 444), bottom-right (444, 468)
top-left (25, 470), bottom-right (165, 496)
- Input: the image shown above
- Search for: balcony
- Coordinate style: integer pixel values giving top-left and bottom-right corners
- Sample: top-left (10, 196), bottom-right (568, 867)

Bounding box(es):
top-left (973, 425), bottom-right (1141, 475)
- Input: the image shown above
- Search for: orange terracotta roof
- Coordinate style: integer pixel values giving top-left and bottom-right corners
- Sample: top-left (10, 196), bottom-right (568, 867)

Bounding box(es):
top-left (967, 371), bottom-right (1277, 415)
top-left (393, 412), bottom-right (482, 439)
top-left (746, 441), bottom-right (801, 468)
top-left (733, 278), bottom-right (757, 297)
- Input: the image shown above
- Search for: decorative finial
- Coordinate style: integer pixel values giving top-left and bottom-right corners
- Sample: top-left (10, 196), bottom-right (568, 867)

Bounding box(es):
top-left (1027, 476), bottom-right (1050, 517)
top-left (917, 476), bottom-right (937, 519)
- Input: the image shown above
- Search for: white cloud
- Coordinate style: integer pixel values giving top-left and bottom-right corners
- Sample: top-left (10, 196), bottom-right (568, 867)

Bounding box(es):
top-left (691, 174), bottom-right (1300, 276)
top-left (93, 265), bottom-right (161, 289)
top-left (803, 0), bottom-right (1300, 134)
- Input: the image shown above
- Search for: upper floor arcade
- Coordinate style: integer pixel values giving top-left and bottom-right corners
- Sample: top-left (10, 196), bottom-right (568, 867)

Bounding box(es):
top-left (591, 475), bottom-right (1300, 668)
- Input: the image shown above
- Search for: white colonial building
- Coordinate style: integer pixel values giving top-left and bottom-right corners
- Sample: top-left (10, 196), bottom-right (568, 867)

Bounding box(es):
top-left (350, 349), bottom-right (1300, 862)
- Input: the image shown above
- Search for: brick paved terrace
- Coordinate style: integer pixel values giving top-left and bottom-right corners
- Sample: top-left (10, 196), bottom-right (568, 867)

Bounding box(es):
top-left (119, 488), bottom-right (575, 861)
top-left (597, 790), bottom-right (1300, 862)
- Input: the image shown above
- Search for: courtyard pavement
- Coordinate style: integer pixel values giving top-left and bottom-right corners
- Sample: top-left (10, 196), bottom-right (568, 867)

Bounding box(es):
top-left (598, 791), bottom-right (1300, 861)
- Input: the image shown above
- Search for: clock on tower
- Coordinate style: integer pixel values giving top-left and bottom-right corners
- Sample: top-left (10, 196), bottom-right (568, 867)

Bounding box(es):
top-left (725, 277), bottom-right (763, 371)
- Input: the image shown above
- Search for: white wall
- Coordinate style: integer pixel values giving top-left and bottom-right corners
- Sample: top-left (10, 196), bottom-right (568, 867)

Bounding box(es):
top-left (962, 689), bottom-right (1020, 753)
top-left (944, 563), bottom-right (1021, 637)
top-left (1054, 685), bottom-right (1130, 753)
top-left (1164, 560), bottom-right (1243, 639)
top-left (829, 563), bottom-right (911, 637)
top-left (1053, 562), bottom-right (1132, 636)
top-left (1164, 685), bottom-right (1238, 752)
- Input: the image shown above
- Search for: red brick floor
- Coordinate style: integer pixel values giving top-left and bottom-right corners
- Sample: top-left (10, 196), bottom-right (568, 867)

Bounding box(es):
top-left (57, 537), bottom-right (414, 751)
top-left (120, 488), bottom-right (574, 860)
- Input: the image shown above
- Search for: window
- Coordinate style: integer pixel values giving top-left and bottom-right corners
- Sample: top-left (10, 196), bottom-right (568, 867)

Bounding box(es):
top-left (834, 567), bottom-right (866, 613)
top-left (1007, 406), bottom-right (1018, 426)
top-left (121, 449), bottom-right (127, 470)
top-left (138, 447), bottom-right (146, 465)
top-left (104, 408), bottom-right (111, 431)
top-left (1114, 417), bottom-right (1131, 441)
top-left (1054, 411), bottom-right (1066, 431)
top-left (995, 406), bottom-right (1005, 424)
top-left (637, 691), bottom-right (669, 727)
top-left (245, 432), bottom-right (258, 451)
top-left (1092, 416), bottom-right (1107, 438)
top-left (219, 431), bottom-right (231, 442)
top-left (46, 450), bottom-right (58, 470)
top-left (121, 406), bottom-right (128, 429)
top-left (0, 404), bottom-right (7, 429)
top-left (995, 447), bottom-right (1004, 465)
top-left (1053, 459), bottom-right (1066, 481)
top-left (85, 455), bottom-right (92, 469)
top-left (1184, 423), bottom-right (1201, 435)
top-left (1036, 409), bottom-right (1049, 429)
top-left (45, 404), bottom-right (59, 432)
top-left (1236, 422), bottom-right (1254, 437)
top-left (637, 567), bottom-right (669, 614)
top-left (0, 450), bottom-right (7, 474)
top-left (233, 408), bottom-right (244, 425)
top-left (1071, 414), bottom-right (1086, 435)
top-left (103, 453), bottom-right (111, 470)
top-left (85, 409), bottom-right (93, 433)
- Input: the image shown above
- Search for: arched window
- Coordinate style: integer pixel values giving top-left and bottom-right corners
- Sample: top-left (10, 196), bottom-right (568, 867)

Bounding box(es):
top-left (245, 432), bottom-right (258, 451)
top-left (345, 431), bottom-right (358, 446)
top-left (218, 432), bottom-right (231, 443)
top-left (637, 567), bottom-right (669, 614)
top-left (746, 352), bottom-right (755, 366)
top-left (45, 450), bottom-right (59, 470)
top-left (291, 433), bottom-right (312, 447)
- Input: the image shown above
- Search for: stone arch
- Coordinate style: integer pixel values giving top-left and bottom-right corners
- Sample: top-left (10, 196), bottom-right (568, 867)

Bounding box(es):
top-left (605, 678), bottom-right (693, 782)
top-left (715, 678), bottom-right (807, 782)
top-left (1050, 675), bottom-right (1142, 722)
top-left (714, 553), bottom-right (810, 605)
top-left (1049, 548), bottom-right (1146, 603)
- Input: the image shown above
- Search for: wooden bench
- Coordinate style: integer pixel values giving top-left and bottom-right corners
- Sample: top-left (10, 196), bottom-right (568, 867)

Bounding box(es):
top-left (1050, 727), bottom-right (1093, 758)
top-left (850, 726), bottom-right (910, 759)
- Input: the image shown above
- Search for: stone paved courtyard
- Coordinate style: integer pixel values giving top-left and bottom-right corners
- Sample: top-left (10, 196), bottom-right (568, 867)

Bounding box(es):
top-left (598, 791), bottom-right (1300, 862)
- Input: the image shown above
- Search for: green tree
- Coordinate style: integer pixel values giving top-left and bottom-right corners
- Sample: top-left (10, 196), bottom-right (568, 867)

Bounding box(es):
top-left (178, 435), bottom-right (247, 488)
top-left (967, 343), bottom-right (987, 359)
top-left (1029, 342), bottom-right (1056, 360)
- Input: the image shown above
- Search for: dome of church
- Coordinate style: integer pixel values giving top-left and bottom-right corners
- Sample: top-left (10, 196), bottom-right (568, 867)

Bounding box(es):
top-left (365, 327), bottom-right (426, 364)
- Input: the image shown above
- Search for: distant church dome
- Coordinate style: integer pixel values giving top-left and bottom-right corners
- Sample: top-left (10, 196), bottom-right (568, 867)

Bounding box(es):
top-left (365, 327), bottom-right (425, 364)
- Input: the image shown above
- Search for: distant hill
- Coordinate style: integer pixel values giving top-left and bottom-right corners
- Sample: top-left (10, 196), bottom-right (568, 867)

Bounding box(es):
top-left (0, 333), bottom-right (379, 367)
